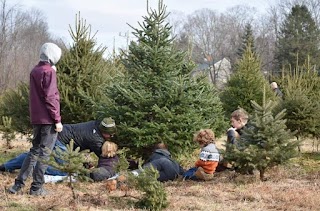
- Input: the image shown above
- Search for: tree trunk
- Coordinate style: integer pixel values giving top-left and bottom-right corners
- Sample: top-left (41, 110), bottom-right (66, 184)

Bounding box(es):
top-left (259, 169), bottom-right (266, 181)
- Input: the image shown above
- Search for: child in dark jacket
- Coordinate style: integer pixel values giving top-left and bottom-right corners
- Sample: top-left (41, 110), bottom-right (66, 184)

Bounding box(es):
top-left (226, 108), bottom-right (249, 147)
top-left (219, 108), bottom-right (254, 174)
top-left (89, 141), bottom-right (119, 181)
top-left (132, 143), bottom-right (184, 182)
top-left (183, 129), bottom-right (220, 181)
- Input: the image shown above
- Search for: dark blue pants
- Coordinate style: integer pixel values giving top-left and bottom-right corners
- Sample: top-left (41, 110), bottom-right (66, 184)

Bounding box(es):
top-left (143, 158), bottom-right (180, 182)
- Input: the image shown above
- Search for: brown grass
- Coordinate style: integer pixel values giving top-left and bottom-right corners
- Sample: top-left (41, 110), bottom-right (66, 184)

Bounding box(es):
top-left (0, 137), bottom-right (319, 210)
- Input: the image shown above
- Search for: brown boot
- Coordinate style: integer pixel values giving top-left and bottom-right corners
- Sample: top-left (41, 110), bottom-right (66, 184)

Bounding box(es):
top-left (106, 179), bottom-right (117, 191)
top-left (116, 175), bottom-right (129, 191)
top-left (195, 167), bottom-right (214, 181)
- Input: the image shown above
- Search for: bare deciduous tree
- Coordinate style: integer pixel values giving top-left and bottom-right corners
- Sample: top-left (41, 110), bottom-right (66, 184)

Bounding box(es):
top-left (171, 6), bottom-right (260, 86)
top-left (0, 0), bottom-right (53, 93)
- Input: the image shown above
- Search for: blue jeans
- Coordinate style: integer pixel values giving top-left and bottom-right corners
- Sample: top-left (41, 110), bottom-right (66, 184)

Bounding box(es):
top-left (183, 167), bottom-right (199, 180)
top-left (5, 137), bottom-right (67, 177)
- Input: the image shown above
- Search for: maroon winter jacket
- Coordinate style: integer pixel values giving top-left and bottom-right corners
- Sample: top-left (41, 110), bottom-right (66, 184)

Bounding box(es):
top-left (29, 61), bottom-right (61, 124)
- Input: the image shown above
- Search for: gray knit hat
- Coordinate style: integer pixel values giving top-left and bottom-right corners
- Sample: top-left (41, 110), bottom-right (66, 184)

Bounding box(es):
top-left (99, 117), bottom-right (116, 134)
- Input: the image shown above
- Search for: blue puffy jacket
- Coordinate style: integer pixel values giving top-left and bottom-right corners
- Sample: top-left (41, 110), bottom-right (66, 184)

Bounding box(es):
top-left (143, 149), bottom-right (184, 182)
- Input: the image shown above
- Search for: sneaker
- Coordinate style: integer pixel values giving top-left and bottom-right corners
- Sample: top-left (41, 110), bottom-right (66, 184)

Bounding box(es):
top-left (0, 165), bottom-right (5, 172)
top-left (7, 184), bottom-right (23, 194)
top-left (29, 188), bottom-right (48, 196)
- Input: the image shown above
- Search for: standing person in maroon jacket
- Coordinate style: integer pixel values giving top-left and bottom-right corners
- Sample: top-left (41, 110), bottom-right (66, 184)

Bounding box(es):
top-left (8, 43), bottom-right (63, 196)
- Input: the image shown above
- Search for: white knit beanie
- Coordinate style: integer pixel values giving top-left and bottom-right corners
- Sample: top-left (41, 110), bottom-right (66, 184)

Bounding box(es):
top-left (39, 43), bottom-right (62, 65)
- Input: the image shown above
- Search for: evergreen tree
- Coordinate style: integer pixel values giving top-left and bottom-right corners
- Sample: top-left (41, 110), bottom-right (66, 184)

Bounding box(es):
top-left (220, 43), bottom-right (274, 116)
top-left (237, 23), bottom-right (255, 59)
top-left (57, 13), bottom-right (120, 123)
top-left (276, 61), bottom-right (320, 146)
top-left (128, 166), bottom-right (168, 211)
top-left (275, 4), bottom-right (320, 75)
top-left (46, 140), bottom-right (91, 199)
top-left (0, 116), bottom-right (15, 148)
top-left (0, 83), bottom-right (31, 135)
top-left (225, 97), bottom-right (299, 181)
top-left (98, 1), bottom-right (226, 158)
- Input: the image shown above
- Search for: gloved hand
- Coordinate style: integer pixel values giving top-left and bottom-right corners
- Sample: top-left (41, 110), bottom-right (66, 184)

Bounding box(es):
top-left (55, 122), bottom-right (63, 132)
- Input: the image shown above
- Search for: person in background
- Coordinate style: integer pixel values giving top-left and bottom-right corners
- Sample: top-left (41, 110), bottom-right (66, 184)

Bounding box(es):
top-left (183, 129), bottom-right (220, 181)
top-left (8, 43), bottom-right (63, 196)
top-left (270, 81), bottom-right (283, 98)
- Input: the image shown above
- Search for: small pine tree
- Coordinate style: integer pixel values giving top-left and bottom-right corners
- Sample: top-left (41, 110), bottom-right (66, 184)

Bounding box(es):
top-left (127, 166), bottom-right (168, 211)
top-left (0, 116), bottom-right (15, 148)
top-left (45, 140), bottom-right (91, 199)
top-left (114, 147), bottom-right (130, 174)
top-left (112, 150), bottom-right (168, 210)
top-left (0, 83), bottom-right (32, 136)
top-left (225, 94), bottom-right (299, 181)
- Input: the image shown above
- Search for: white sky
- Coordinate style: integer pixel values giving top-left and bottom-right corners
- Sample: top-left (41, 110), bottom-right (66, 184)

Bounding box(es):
top-left (10, 0), bottom-right (276, 54)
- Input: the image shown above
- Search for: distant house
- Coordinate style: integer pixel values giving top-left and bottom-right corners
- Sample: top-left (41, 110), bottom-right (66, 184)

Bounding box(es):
top-left (192, 58), bottom-right (232, 89)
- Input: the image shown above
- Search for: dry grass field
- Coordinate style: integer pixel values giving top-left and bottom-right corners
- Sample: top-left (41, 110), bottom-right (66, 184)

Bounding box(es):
top-left (0, 135), bottom-right (319, 211)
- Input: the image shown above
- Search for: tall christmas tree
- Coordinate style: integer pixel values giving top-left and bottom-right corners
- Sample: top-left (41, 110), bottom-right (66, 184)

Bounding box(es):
top-left (220, 43), bottom-right (274, 115)
top-left (225, 92), bottom-right (299, 181)
top-left (57, 13), bottom-right (120, 123)
top-left (237, 23), bottom-right (256, 59)
top-left (98, 1), bottom-right (226, 158)
top-left (275, 4), bottom-right (320, 74)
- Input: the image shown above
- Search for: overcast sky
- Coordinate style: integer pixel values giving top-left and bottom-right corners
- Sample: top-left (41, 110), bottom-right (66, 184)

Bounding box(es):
top-left (10, 0), bottom-right (276, 54)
